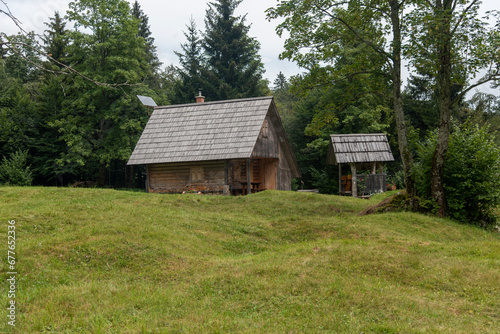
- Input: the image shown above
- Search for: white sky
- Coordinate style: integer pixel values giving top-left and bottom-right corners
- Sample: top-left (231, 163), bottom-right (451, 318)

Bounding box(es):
top-left (1, 0), bottom-right (499, 95)
top-left (0, 0), bottom-right (302, 84)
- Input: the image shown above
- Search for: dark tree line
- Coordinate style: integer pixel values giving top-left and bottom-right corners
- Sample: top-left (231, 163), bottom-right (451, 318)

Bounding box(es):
top-left (0, 0), bottom-right (269, 187)
top-left (1, 0), bottom-right (164, 187)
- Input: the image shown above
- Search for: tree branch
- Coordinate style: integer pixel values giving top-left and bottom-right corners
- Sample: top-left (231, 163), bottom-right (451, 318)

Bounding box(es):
top-left (451, 0), bottom-right (480, 37)
top-left (313, 4), bottom-right (393, 64)
top-left (0, 0), bottom-right (26, 34)
top-left (2, 34), bottom-right (143, 88)
top-left (453, 68), bottom-right (500, 106)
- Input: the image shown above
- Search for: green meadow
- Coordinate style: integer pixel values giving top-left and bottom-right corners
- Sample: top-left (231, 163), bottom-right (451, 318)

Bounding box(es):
top-left (0, 187), bottom-right (499, 333)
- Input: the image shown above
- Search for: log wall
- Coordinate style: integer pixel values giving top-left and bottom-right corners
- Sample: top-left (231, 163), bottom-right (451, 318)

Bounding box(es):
top-left (148, 160), bottom-right (226, 193)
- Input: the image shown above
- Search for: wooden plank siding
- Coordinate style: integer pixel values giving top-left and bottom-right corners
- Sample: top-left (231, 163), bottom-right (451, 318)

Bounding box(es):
top-left (229, 158), bottom-right (279, 193)
top-left (148, 160), bottom-right (226, 194)
top-left (252, 116), bottom-right (280, 159)
top-left (278, 144), bottom-right (292, 191)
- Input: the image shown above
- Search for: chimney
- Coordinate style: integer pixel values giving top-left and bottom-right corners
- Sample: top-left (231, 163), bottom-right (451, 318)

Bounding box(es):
top-left (196, 89), bottom-right (205, 103)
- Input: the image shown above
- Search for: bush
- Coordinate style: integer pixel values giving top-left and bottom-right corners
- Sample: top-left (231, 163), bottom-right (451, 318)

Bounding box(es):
top-left (0, 150), bottom-right (33, 186)
top-left (413, 122), bottom-right (500, 226)
top-left (309, 166), bottom-right (336, 194)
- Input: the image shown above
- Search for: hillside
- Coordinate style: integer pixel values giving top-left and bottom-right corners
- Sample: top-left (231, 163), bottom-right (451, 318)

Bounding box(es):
top-left (1, 187), bottom-right (499, 333)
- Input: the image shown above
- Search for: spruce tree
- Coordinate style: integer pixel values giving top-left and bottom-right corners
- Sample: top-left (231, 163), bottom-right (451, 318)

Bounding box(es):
top-left (174, 18), bottom-right (204, 104)
top-left (131, 1), bottom-right (161, 72)
top-left (202, 0), bottom-right (265, 101)
top-left (43, 12), bottom-right (67, 64)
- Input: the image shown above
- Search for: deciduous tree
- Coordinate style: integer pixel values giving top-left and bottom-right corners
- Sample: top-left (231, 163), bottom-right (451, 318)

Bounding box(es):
top-left (267, 0), bottom-right (416, 201)
top-left (55, 0), bottom-right (153, 186)
top-left (405, 0), bottom-right (500, 216)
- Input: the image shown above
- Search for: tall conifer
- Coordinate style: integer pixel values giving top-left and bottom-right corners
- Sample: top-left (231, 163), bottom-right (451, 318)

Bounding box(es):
top-left (202, 0), bottom-right (265, 100)
top-left (43, 12), bottom-right (67, 64)
top-left (174, 19), bottom-right (204, 104)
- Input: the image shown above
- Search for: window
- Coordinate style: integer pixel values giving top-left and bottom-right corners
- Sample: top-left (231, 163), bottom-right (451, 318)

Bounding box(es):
top-left (190, 166), bottom-right (204, 182)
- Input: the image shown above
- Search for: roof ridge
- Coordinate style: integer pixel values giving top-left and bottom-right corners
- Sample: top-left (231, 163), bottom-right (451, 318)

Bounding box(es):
top-left (155, 96), bottom-right (274, 110)
top-left (330, 133), bottom-right (387, 137)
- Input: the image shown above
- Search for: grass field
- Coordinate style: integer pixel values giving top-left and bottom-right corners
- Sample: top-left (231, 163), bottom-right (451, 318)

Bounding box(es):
top-left (0, 187), bottom-right (499, 333)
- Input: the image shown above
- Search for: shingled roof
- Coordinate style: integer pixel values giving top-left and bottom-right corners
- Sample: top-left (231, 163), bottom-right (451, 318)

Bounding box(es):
top-left (327, 133), bottom-right (394, 165)
top-left (127, 96), bottom-right (299, 176)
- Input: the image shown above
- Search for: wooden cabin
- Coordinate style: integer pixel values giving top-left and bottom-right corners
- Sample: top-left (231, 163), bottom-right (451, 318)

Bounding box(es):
top-left (127, 96), bottom-right (300, 194)
top-left (327, 134), bottom-right (394, 197)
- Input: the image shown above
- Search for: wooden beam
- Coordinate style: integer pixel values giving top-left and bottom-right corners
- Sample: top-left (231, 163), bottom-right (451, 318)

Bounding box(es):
top-left (338, 164), bottom-right (342, 194)
top-left (223, 160), bottom-right (230, 196)
top-left (350, 163), bottom-right (357, 197)
top-left (247, 158), bottom-right (251, 195)
top-left (146, 165), bottom-right (150, 193)
top-left (224, 160), bottom-right (229, 185)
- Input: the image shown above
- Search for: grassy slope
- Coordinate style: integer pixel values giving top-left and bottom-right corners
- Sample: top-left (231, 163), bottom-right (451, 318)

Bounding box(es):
top-left (0, 187), bottom-right (499, 333)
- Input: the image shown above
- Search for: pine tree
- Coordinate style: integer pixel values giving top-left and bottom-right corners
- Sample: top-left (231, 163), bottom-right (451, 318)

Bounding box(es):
top-left (174, 18), bottom-right (205, 104)
top-left (43, 12), bottom-right (67, 64)
top-left (131, 1), bottom-right (161, 72)
top-left (273, 71), bottom-right (288, 91)
top-left (202, 0), bottom-right (265, 100)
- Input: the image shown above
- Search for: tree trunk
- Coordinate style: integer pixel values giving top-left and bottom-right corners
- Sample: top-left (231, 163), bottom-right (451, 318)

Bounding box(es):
top-left (431, 0), bottom-right (453, 217)
top-left (390, 0), bottom-right (415, 205)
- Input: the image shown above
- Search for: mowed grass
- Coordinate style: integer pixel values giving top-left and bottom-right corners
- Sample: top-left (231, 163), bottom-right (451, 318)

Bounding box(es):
top-left (0, 187), bottom-right (499, 333)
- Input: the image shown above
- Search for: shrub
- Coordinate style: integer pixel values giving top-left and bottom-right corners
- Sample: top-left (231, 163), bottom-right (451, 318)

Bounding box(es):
top-left (413, 122), bottom-right (500, 226)
top-left (0, 150), bottom-right (33, 186)
top-left (309, 166), bottom-right (336, 194)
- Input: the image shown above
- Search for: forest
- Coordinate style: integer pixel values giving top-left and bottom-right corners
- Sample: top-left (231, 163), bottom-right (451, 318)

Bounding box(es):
top-left (1, 0), bottom-right (500, 225)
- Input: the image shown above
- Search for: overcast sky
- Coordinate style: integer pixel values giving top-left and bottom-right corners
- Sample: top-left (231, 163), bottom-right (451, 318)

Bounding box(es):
top-left (1, 0), bottom-right (499, 94)
top-left (1, 0), bottom-right (302, 84)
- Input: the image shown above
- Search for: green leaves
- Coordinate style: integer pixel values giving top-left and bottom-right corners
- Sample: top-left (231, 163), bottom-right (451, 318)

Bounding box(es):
top-left (414, 121), bottom-right (500, 225)
top-left (50, 0), bottom-right (154, 184)
top-left (0, 150), bottom-right (33, 186)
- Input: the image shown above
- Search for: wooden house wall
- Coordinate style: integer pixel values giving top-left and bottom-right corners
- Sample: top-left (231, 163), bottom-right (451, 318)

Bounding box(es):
top-left (229, 158), bottom-right (279, 192)
top-left (252, 115), bottom-right (280, 159)
top-left (147, 160), bottom-right (226, 193)
top-left (277, 143), bottom-right (292, 191)
top-left (145, 108), bottom-right (295, 194)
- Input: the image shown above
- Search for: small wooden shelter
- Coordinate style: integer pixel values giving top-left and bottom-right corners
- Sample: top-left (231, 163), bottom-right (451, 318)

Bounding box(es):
top-left (127, 96), bottom-right (300, 194)
top-left (327, 133), bottom-right (394, 197)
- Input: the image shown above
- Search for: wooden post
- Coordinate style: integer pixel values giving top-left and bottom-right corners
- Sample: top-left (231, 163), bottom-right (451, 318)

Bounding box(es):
top-left (223, 160), bottom-right (230, 196)
top-left (350, 163), bottom-right (357, 197)
top-left (338, 164), bottom-right (342, 194)
top-left (247, 158), bottom-right (252, 195)
top-left (371, 162), bottom-right (377, 174)
top-left (378, 162), bottom-right (384, 174)
top-left (224, 160), bottom-right (229, 185)
top-left (145, 165), bottom-right (150, 193)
